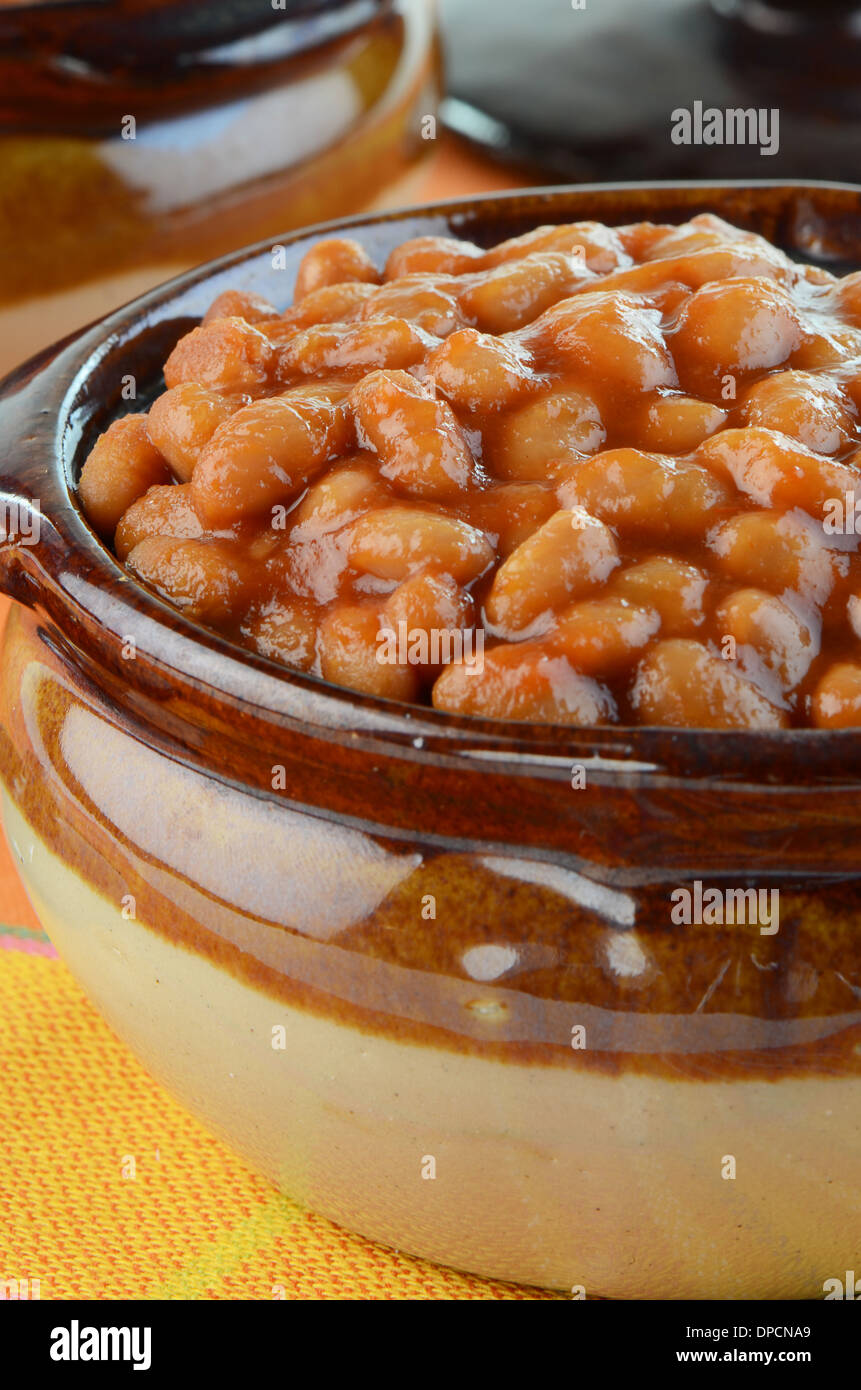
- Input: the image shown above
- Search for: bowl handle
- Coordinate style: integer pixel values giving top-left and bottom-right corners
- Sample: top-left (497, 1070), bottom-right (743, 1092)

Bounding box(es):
top-left (0, 336), bottom-right (81, 609)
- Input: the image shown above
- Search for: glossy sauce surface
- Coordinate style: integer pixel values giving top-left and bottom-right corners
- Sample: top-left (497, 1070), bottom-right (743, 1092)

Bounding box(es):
top-left (78, 213), bottom-right (861, 728)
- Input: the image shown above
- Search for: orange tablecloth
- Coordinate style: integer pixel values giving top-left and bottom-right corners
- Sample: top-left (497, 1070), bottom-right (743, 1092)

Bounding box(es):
top-left (0, 145), bottom-right (567, 1301)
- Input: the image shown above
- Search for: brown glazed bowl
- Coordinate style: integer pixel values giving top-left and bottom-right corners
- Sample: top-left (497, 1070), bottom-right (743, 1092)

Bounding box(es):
top-left (1, 183), bottom-right (861, 1300)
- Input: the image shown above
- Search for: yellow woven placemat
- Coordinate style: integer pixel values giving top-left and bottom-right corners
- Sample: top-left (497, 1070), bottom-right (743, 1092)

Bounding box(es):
top-left (0, 923), bottom-right (561, 1300)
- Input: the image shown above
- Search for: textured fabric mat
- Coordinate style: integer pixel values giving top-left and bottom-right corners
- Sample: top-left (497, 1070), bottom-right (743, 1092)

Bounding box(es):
top-left (0, 921), bottom-right (561, 1300)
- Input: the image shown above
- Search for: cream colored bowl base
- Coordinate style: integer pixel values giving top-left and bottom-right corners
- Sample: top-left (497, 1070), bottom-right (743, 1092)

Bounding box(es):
top-left (4, 790), bottom-right (859, 1299)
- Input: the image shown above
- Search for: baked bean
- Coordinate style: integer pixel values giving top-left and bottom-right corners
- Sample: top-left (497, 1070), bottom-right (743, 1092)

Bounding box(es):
top-left (840, 368), bottom-right (861, 415)
top-left (279, 379), bottom-right (353, 407)
top-left (487, 389), bottom-right (605, 480)
top-left (630, 393), bottom-right (727, 453)
top-left (801, 264), bottom-right (838, 289)
top-left (293, 237), bottom-right (380, 300)
top-left (671, 278), bottom-right (803, 395)
top-left (272, 529), bottom-right (354, 606)
top-left (278, 316), bottom-right (437, 380)
top-left (690, 213), bottom-right (773, 243)
top-left (531, 292), bottom-right (677, 392)
top-left (715, 588), bottom-right (818, 693)
top-left (615, 220), bottom-right (678, 260)
top-left (609, 556), bottom-right (708, 635)
top-left (432, 642), bottom-right (615, 724)
top-left (349, 507), bottom-right (494, 584)
top-left (484, 509), bottom-right (619, 634)
top-left (739, 372), bottom-right (854, 455)
top-left (240, 598), bottom-right (317, 670)
top-left (640, 215), bottom-right (731, 259)
top-left (461, 482), bottom-right (557, 557)
top-left (552, 597), bottom-right (660, 676)
top-left (811, 662), bottom-right (861, 727)
top-left (590, 246), bottom-right (793, 303)
top-left (384, 572), bottom-right (476, 675)
top-left (385, 569), bottom-right (474, 632)
top-left (243, 525), bottom-right (283, 564)
top-left (292, 456), bottom-right (389, 533)
top-left (482, 221), bottom-right (629, 275)
top-left (350, 369), bottom-right (476, 501)
top-left (147, 383), bottom-right (239, 483)
top-left (631, 639), bottom-right (788, 729)
top-left (114, 483), bottom-right (203, 560)
top-left (319, 603), bottom-right (419, 701)
top-left (202, 289), bottom-right (279, 325)
top-left (126, 536), bottom-right (251, 625)
top-left (849, 593), bottom-right (861, 641)
top-left (696, 427), bottom-right (858, 519)
top-left (642, 215), bottom-right (795, 275)
top-left (360, 274), bottom-right (466, 337)
top-left (384, 235), bottom-right (485, 280)
top-left (575, 257), bottom-right (699, 300)
top-left (557, 448), bottom-right (731, 541)
top-left (79, 414), bottom-right (171, 538)
top-left (837, 271), bottom-right (861, 327)
top-left (647, 280), bottom-right (693, 321)
top-left (164, 317), bottom-right (277, 395)
top-left (460, 252), bottom-right (594, 334)
top-left (791, 325), bottom-right (861, 371)
top-left (192, 391), bottom-right (351, 527)
top-left (302, 281), bottom-right (381, 321)
top-left (424, 328), bottom-right (535, 412)
top-left (694, 240), bottom-right (796, 286)
top-left (710, 510), bottom-right (844, 608)
top-left (646, 224), bottom-right (793, 281)
top-left (264, 282), bottom-right (379, 341)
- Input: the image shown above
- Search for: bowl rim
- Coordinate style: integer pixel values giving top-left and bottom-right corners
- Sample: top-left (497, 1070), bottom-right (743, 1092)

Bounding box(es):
top-left (4, 177), bottom-right (861, 781)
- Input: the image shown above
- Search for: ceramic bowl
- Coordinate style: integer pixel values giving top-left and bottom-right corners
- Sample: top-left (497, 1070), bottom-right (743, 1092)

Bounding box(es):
top-left (1, 182), bottom-right (860, 1298)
